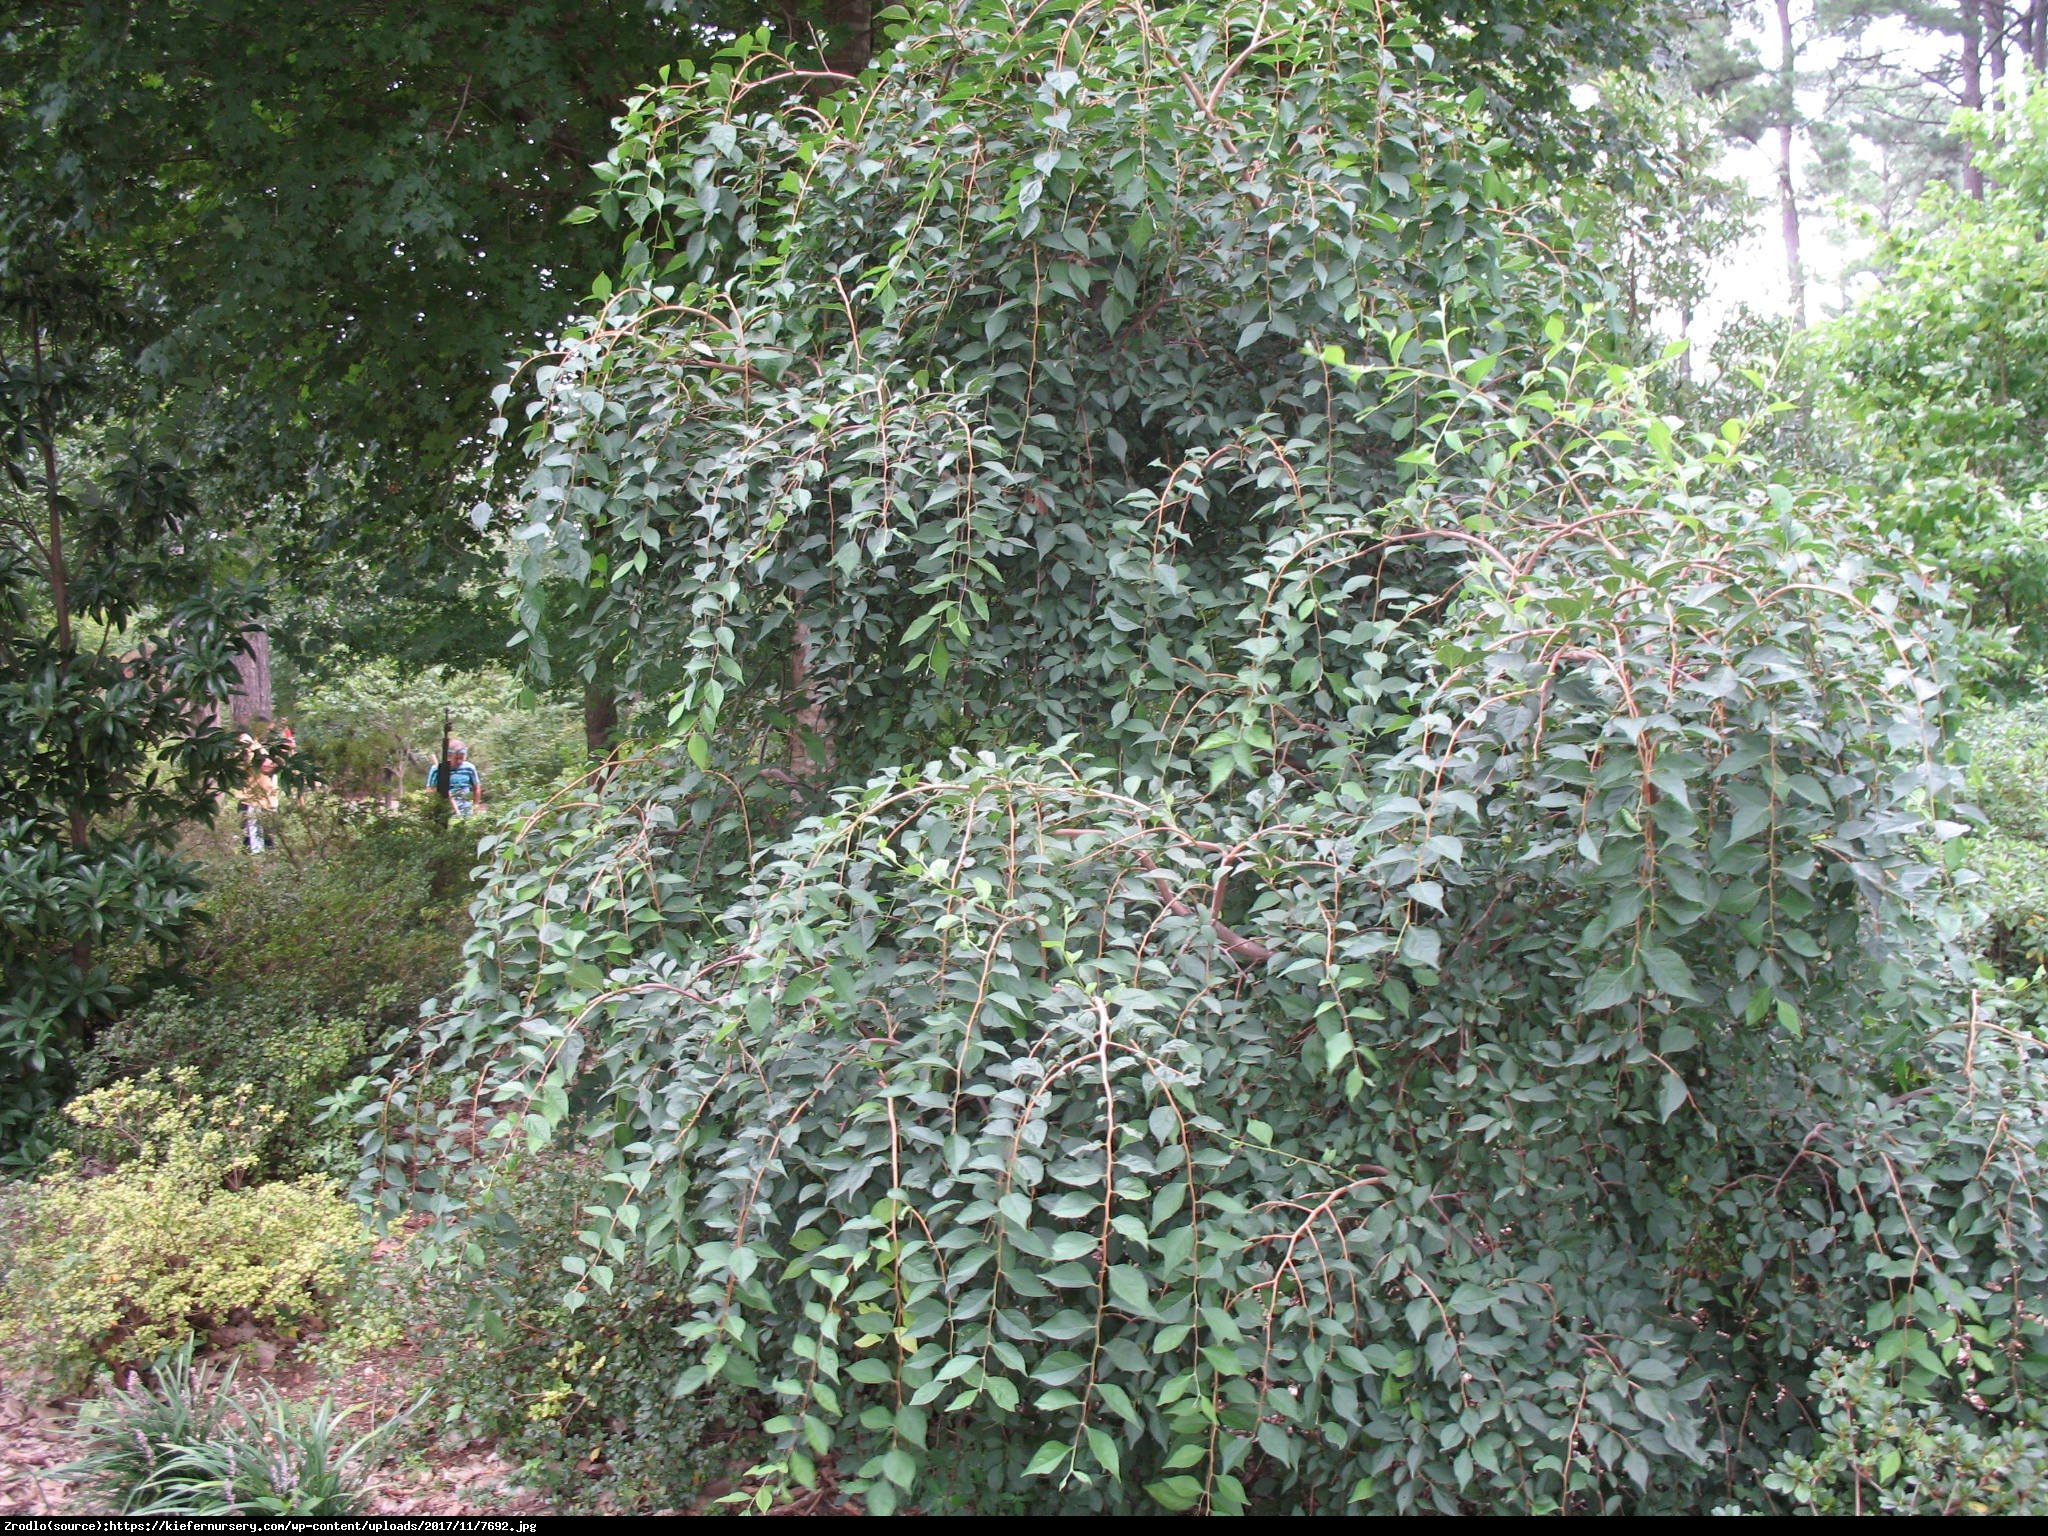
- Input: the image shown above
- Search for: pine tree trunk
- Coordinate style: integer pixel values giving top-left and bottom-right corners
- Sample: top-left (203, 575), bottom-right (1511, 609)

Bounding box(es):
top-left (1775, 0), bottom-right (1806, 328)
top-left (229, 628), bottom-right (273, 728)
top-left (1964, 0), bottom-right (1986, 199)
top-left (1986, 1), bottom-right (2007, 102)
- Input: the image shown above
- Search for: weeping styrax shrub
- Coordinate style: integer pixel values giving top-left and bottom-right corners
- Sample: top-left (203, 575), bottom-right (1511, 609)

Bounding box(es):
top-left (363, 0), bottom-right (2048, 1515)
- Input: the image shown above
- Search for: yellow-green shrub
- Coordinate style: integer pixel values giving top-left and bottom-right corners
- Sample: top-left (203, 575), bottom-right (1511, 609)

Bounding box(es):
top-left (1, 1073), bottom-right (369, 1386)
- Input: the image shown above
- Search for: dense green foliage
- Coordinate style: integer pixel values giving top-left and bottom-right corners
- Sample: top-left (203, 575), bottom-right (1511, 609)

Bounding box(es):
top-left (2, 1072), bottom-right (369, 1386)
top-left (417, 1155), bottom-right (745, 1511)
top-left (360, 2), bottom-right (2048, 1515)
top-left (28, 797), bottom-right (484, 1182)
top-left (1754, 1349), bottom-right (2048, 1516)
top-left (1959, 700), bottom-right (2048, 1031)
top-left (76, 991), bottom-right (368, 1178)
top-left (1818, 92), bottom-right (2048, 686)
top-left (0, 234), bottom-right (257, 1162)
top-left (1, 0), bottom-right (2045, 1523)
top-left (1, 0), bottom-right (752, 664)
top-left (182, 800), bottom-right (475, 1022)
top-left (494, 5), bottom-right (1615, 722)
top-left (283, 661), bottom-right (581, 802)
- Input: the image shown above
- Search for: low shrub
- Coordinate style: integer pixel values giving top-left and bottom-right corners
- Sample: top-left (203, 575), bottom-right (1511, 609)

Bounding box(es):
top-left (301, 1244), bottom-right (410, 1376)
top-left (2, 1074), bottom-right (370, 1387)
top-left (1961, 702), bottom-right (2048, 1029)
top-left (59, 1343), bottom-right (241, 1514)
top-left (63, 1340), bottom-right (402, 1516)
top-left (78, 989), bottom-right (367, 1175)
top-left (418, 1155), bottom-right (744, 1512)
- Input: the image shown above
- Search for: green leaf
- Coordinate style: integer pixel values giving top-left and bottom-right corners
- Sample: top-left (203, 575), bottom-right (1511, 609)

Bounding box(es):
top-left (1656, 1071), bottom-right (1689, 1123)
top-left (1106, 1265), bottom-right (1155, 1318)
top-left (1022, 1442), bottom-right (1069, 1480)
top-left (1083, 1424), bottom-right (1122, 1480)
top-left (1579, 965), bottom-right (1640, 1013)
top-left (880, 1447), bottom-right (917, 1490)
top-left (1641, 946), bottom-right (1698, 1000)
top-left (1147, 1475), bottom-right (1204, 1511)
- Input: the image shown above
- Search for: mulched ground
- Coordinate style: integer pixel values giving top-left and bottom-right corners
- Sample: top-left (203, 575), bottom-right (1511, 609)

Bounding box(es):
top-left (0, 1338), bottom-right (549, 1519)
top-left (0, 1384), bottom-right (74, 1515)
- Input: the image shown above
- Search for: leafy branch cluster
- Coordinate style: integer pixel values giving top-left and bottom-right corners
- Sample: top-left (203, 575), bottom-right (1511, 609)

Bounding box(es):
top-left (359, 0), bottom-right (2048, 1515)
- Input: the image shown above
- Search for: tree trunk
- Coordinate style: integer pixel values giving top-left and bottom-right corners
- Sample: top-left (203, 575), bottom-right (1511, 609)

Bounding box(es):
top-left (583, 678), bottom-right (619, 759)
top-left (1986, 1), bottom-right (2007, 103)
top-left (229, 627), bottom-right (273, 728)
top-left (1964, 0), bottom-right (1986, 198)
top-left (820, 0), bottom-right (873, 77)
top-left (32, 316), bottom-right (90, 970)
top-left (2032, 0), bottom-right (2046, 70)
top-left (1775, 0), bottom-right (1806, 328)
top-left (789, 619), bottom-right (833, 782)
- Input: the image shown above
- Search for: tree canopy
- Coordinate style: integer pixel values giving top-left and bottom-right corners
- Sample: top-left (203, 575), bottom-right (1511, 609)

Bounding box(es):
top-left (1818, 89), bottom-right (2048, 683)
top-left (2, 0), bottom-right (767, 662)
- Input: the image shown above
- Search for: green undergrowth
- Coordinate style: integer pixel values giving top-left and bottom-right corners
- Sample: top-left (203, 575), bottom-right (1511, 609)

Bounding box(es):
top-left (412, 1155), bottom-right (749, 1513)
top-left (181, 794), bottom-right (475, 1022)
top-left (62, 1341), bottom-right (405, 1515)
top-left (1961, 700), bottom-right (2048, 1031)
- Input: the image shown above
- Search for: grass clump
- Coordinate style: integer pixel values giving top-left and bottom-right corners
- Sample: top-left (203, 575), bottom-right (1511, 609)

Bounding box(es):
top-left (63, 1341), bottom-right (404, 1515)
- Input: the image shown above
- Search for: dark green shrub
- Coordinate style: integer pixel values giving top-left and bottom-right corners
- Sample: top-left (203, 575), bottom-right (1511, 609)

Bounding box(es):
top-left (1752, 1350), bottom-right (2048, 1516)
top-left (0, 237), bottom-right (262, 1165)
top-left (1959, 702), bottom-right (2048, 1030)
top-left (1963, 702), bottom-right (2048, 845)
top-left (417, 1155), bottom-right (745, 1512)
top-left (370, 2), bottom-right (2044, 1516)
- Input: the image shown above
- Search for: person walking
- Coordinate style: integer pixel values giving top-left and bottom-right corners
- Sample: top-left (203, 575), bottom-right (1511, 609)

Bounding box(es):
top-left (428, 738), bottom-right (484, 818)
top-left (236, 731), bottom-right (281, 853)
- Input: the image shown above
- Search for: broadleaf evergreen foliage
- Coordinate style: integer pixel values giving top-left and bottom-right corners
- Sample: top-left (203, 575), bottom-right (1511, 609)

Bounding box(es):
top-left (0, 230), bottom-right (257, 1160)
top-left (367, 1), bottom-right (2048, 1514)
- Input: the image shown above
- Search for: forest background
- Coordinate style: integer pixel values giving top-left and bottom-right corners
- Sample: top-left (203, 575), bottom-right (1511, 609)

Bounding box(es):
top-left (6, 0), bottom-right (2048, 1518)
